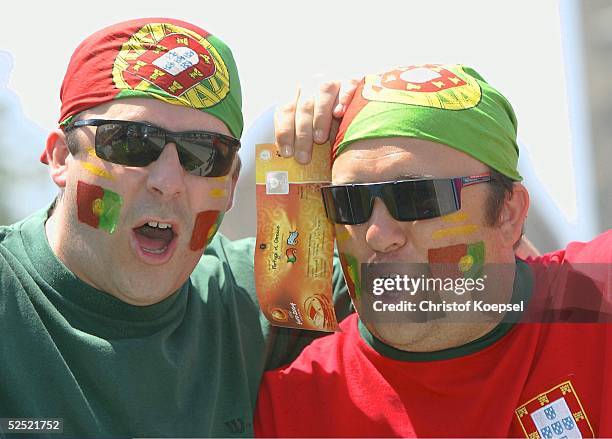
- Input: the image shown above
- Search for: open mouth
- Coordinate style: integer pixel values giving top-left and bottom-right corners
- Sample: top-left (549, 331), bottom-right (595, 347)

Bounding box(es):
top-left (131, 221), bottom-right (178, 264)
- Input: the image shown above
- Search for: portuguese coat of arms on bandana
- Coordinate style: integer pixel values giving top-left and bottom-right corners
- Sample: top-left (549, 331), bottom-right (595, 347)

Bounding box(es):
top-left (362, 64), bottom-right (482, 110)
top-left (112, 22), bottom-right (230, 109)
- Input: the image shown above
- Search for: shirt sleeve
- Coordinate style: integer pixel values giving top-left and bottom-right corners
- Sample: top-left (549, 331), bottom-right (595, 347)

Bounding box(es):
top-left (528, 230), bottom-right (612, 320)
top-left (533, 230), bottom-right (612, 265)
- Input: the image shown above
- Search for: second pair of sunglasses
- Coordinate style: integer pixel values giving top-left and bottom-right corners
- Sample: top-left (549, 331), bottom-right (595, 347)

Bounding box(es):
top-left (321, 174), bottom-right (492, 225)
top-left (67, 119), bottom-right (241, 177)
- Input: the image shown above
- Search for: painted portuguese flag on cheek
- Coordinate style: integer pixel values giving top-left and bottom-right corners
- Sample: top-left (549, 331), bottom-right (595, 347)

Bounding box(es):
top-left (77, 181), bottom-right (123, 234)
top-left (428, 241), bottom-right (485, 280)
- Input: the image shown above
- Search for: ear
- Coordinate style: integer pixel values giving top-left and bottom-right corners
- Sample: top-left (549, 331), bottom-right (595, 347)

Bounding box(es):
top-left (45, 130), bottom-right (71, 188)
top-left (498, 183), bottom-right (530, 248)
top-left (224, 155), bottom-right (241, 212)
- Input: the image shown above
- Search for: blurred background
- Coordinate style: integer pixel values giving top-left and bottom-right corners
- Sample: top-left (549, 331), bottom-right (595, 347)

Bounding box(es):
top-left (0, 0), bottom-right (609, 252)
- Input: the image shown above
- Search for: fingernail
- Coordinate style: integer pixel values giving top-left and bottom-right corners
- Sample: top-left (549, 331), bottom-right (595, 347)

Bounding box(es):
top-left (296, 151), bottom-right (310, 164)
top-left (334, 104), bottom-right (344, 114)
top-left (281, 145), bottom-right (293, 157)
top-left (314, 129), bottom-right (324, 143)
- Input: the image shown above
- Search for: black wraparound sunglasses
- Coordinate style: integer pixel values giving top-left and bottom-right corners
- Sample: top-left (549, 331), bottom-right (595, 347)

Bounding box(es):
top-left (66, 119), bottom-right (241, 177)
top-left (320, 173), bottom-right (492, 225)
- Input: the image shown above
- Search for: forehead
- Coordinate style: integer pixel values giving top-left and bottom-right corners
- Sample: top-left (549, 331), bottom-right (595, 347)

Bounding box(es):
top-left (332, 137), bottom-right (488, 184)
top-left (78, 97), bottom-right (231, 135)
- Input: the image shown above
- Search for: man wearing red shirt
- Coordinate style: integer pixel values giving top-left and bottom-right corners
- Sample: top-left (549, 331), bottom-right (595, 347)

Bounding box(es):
top-left (255, 64), bottom-right (611, 437)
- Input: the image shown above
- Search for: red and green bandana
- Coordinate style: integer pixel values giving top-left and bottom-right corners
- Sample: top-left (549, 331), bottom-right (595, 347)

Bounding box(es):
top-left (44, 18), bottom-right (242, 164)
top-left (333, 64), bottom-right (522, 181)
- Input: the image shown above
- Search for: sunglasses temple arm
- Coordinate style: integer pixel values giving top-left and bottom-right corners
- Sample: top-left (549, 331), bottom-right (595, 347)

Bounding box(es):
top-left (460, 173), bottom-right (492, 187)
top-left (452, 179), bottom-right (462, 209)
top-left (453, 173), bottom-right (492, 209)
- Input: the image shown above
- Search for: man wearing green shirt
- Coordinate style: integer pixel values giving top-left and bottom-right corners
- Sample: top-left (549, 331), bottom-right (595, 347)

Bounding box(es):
top-left (0, 18), bottom-right (347, 438)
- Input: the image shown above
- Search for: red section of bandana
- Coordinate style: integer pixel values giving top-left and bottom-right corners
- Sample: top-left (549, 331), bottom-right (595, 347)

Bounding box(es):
top-left (190, 210), bottom-right (219, 251)
top-left (332, 78), bottom-right (369, 162)
top-left (59, 19), bottom-right (212, 125)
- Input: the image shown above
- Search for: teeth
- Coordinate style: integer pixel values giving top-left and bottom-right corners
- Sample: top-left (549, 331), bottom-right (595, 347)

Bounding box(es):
top-left (146, 221), bottom-right (172, 229)
top-left (142, 246), bottom-right (168, 254)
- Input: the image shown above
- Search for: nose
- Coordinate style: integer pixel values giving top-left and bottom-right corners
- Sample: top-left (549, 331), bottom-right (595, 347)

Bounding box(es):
top-left (145, 143), bottom-right (187, 201)
top-left (365, 198), bottom-right (408, 253)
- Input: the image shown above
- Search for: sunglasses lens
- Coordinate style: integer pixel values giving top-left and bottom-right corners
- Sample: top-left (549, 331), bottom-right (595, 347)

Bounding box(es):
top-left (176, 133), bottom-right (236, 177)
top-left (322, 186), bottom-right (372, 225)
top-left (92, 122), bottom-right (238, 177)
top-left (391, 179), bottom-right (459, 220)
top-left (95, 123), bottom-right (163, 166)
top-left (322, 178), bottom-right (464, 225)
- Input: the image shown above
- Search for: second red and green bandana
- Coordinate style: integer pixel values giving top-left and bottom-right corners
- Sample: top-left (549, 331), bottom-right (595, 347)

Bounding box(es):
top-left (332, 64), bottom-right (522, 181)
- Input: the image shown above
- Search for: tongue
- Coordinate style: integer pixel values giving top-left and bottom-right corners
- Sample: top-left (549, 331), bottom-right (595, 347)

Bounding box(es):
top-left (134, 225), bottom-right (174, 251)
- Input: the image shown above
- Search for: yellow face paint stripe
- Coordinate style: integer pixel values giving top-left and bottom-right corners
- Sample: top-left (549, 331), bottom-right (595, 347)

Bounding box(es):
top-left (84, 146), bottom-right (97, 159)
top-left (209, 188), bottom-right (228, 198)
top-left (82, 163), bottom-right (115, 181)
top-left (441, 211), bottom-right (469, 223)
top-left (432, 224), bottom-right (478, 240)
top-left (335, 227), bottom-right (351, 244)
top-left (211, 175), bottom-right (229, 182)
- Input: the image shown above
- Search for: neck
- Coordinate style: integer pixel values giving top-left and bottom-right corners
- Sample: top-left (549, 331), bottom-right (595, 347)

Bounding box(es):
top-left (45, 197), bottom-right (68, 262)
top-left (384, 320), bottom-right (504, 352)
top-left (45, 198), bottom-right (97, 290)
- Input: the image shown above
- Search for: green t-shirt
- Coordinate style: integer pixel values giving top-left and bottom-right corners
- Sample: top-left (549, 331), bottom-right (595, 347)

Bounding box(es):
top-left (0, 207), bottom-right (350, 438)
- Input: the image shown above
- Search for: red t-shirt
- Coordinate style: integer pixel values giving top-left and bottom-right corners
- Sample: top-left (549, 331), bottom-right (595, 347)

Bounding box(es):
top-left (255, 231), bottom-right (612, 437)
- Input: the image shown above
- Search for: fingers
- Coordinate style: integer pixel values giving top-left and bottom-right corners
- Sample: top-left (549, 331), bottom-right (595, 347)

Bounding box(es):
top-left (313, 81), bottom-right (341, 144)
top-left (274, 78), bottom-right (359, 165)
top-left (293, 95), bottom-right (315, 164)
top-left (274, 88), bottom-right (300, 158)
top-left (332, 78), bottom-right (360, 118)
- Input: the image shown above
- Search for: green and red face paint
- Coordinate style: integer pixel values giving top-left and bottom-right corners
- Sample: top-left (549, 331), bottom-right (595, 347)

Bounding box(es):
top-left (339, 253), bottom-right (362, 301)
top-left (76, 181), bottom-right (123, 234)
top-left (76, 181), bottom-right (223, 250)
top-left (428, 241), bottom-right (486, 280)
top-left (190, 210), bottom-right (224, 251)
